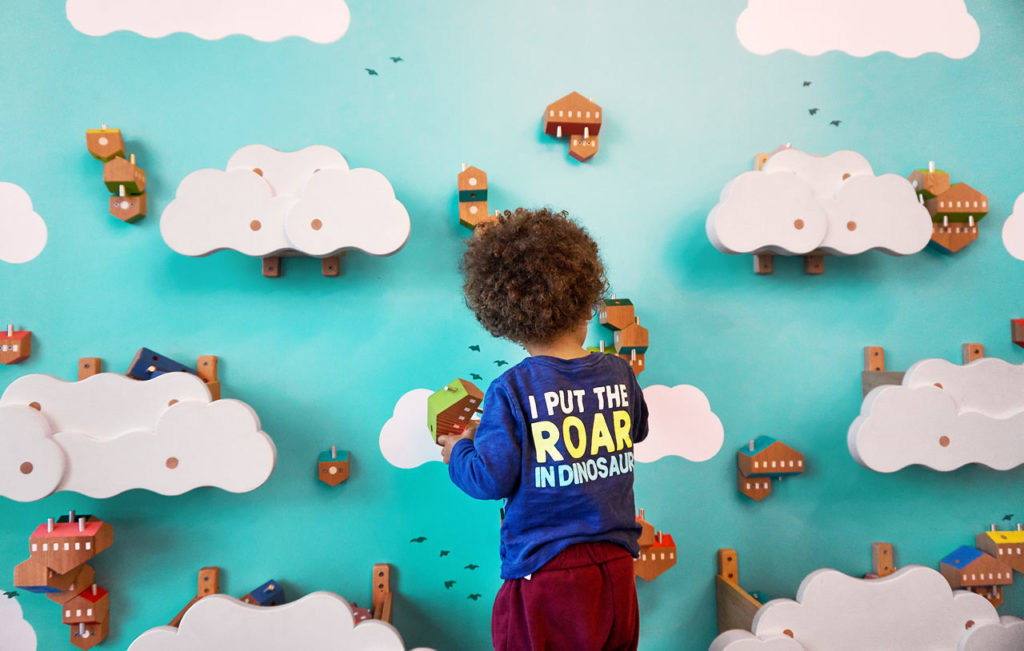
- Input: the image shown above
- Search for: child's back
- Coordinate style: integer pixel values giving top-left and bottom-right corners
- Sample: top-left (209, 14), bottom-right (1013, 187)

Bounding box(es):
top-left (440, 208), bottom-right (649, 651)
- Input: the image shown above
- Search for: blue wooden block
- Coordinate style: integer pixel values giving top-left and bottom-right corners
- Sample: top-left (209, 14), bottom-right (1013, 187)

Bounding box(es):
top-left (126, 348), bottom-right (198, 380)
top-left (247, 579), bottom-right (285, 606)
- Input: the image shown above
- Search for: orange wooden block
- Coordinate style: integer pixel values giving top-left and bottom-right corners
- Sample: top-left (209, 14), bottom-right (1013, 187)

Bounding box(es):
top-left (109, 189), bottom-right (146, 222)
top-left (753, 253), bottom-right (773, 275)
top-left (196, 355), bottom-right (220, 401)
top-left (737, 468), bottom-right (771, 501)
top-left (28, 516), bottom-right (113, 575)
top-left (47, 564), bottom-right (96, 605)
top-left (635, 532), bottom-right (676, 582)
top-left (372, 563), bottom-right (392, 623)
top-left (614, 321), bottom-right (649, 354)
top-left (103, 155), bottom-right (146, 194)
top-left (321, 255), bottom-right (342, 277)
top-left (804, 254), bottom-right (824, 275)
top-left (62, 585), bottom-right (109, 626)
top-left (1012, 320), bottom-right (1024, 348)
top-left (85, 127), bottom-right (124, 162)
top-left (262, 256), bottom-right (281, 278)
top-left (0, 325), bottom-right (31, 365)
top-left (715, 548), bottom-right (762, 634)
top-left (318, 446), bottom-right (351, 486)
top-left (597, 298), bottom-right (634, 331)
top-left (962, 343), bottom-right (984, 363)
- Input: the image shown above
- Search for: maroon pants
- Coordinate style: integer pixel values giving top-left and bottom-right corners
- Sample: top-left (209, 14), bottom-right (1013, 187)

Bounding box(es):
top-left (491, 542), bottom-right (639, 651)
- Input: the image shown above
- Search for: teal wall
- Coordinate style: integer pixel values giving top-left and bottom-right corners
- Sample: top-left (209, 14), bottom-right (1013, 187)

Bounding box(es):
top-left (2, 2), bottom-right (1023, 649)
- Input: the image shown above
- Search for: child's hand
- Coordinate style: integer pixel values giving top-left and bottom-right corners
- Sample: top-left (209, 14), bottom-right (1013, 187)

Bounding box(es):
top-left (439, 420), bottom-right (479, 464)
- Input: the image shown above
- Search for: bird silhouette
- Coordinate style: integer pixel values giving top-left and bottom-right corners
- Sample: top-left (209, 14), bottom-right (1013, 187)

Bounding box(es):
top-left (470, 373), bottom-right (483, 380)
top-left (494, 360), bottom-right (508, 367)
top-left (410, 536), bottom-right (427, 543)
top-left (1004, 514), bottom-right (1014, 521)
top-left (469, 345), bottom-right (481, 352)
top-left (440, 550), bottom-right (451, 557)
top-left (829, 120), bottom-right (842, 127)
top-left (390, 57), bottom-right (404, 63)
top-left (444, 580), bottom-right (456, 589)
top-left (803, 81), bottom-right (812, 87)
top-left (808, 108), bottom-right (819, 115)
top-left (365, 68), bottom-right (378, 76)
top-left (3, 590), bottom-right (18, 598)
top-left (465, 564), bottom-right (479, 570)
top-left (468, 593), bottom-right (482, 600)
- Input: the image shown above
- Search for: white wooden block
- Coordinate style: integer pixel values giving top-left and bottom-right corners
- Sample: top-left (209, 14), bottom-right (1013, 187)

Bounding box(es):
top-left (285, 167), bottom-right (411, 257)
top-left (161, 145), bottom-right (410, 260)
top-left (735, 0), bottom-right (981, 59)
top-left (904, 357), bottom-right (1024, 419)
top-left (707, 149), bottom-right (931, 258)
top-left (959, 616), bottom-right (1024, 651)
top-left (0, 372), bottom-right (275, 499)
top-left (0, 593), bottom-right (37, 650)
top-left (379, 389), bottom-right (439, 469)
top-left (710, 630), bottom-right (806, 651)
top-left (0, 181), bottom-right (47, 264)
top-left (127, 591), bottom-right (435, 651)
top-left (750, 566), bottom-right (998, 651)
top-left (636, 385), bottom-right (723, 463)
top-left (1001, 193), bottom-right (1024, 261)
top-left (0, 405), bottom-right (66, 502)
top-left (66, 0), bottom-right (351, 44)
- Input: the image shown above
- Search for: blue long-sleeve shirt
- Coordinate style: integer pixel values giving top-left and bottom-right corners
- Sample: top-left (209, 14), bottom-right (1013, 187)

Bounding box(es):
top-left (448, 352), bottom-right (649, 579)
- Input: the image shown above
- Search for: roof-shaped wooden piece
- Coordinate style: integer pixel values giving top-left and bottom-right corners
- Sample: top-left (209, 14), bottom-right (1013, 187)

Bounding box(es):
top-left (542, 92), bottom-right (602, 136)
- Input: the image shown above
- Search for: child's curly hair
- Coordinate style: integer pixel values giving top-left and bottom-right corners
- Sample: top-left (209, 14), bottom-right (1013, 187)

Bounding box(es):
top-left (461, 208), bottom-right (608, 345)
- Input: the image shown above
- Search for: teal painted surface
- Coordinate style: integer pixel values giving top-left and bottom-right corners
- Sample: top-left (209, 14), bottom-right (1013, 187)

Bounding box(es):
top-left (1, 2), bottom-right (1023, 649)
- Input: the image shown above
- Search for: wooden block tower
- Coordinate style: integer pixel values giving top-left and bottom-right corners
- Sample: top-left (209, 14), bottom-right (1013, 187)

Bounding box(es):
top-left (86, 125), bottom-right (147, 223)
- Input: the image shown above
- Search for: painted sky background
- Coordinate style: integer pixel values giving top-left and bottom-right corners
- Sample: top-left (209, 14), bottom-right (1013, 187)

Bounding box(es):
top-left (2, 1), bottom-right (1024, 649)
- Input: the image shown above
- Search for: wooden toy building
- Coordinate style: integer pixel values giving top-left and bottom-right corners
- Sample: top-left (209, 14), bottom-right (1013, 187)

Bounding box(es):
top-left (634, 509), bottom-right (676, 582)
top-left (457, 164), bottom-right (497, 230)
top-left (976, 523), bottom-right (1024, 574)
top-left (0, 324), bottom-right (31, 365)
top-left (86, 125), bottom-right (147, 223)
top-left (317, 445), bottom-right (351, 486)
top-left (736, 436), bottom-right (804, 501)
top-left (13, 511), bottom-right (114, 649)
top-left (542, 92), bottom-right (602, 161)
top-left (908, 161), bottom-right (988, 253)
top-left (592, 298), bottom-right (649, 375)
top-left (939, 545), bottom-right (1013, 606)
top-left (427, 378), bottom-right (484, 444)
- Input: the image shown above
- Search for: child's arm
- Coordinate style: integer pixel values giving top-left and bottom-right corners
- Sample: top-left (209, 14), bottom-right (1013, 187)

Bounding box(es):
top-left (440, 385), bottom-right (522, 500)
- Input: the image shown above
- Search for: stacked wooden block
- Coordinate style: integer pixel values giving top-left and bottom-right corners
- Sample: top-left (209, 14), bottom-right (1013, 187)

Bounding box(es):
top-left (13, 511), bottom-right (114, 649)
top-left (86, 125), bottom-right (146, 222)
top-left (594, 298), bottom-right (649, 375)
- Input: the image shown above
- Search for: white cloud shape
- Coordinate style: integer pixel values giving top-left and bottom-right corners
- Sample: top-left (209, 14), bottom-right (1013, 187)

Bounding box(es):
top-left (0, 182), bottom-right (47, 264)
top-left (707, 149), bottom-right (931, 257)
top-left (1001, 193), bottom-right (1024, 261)
top-left (904, 357), bottom-right (1024, 418)
top-left (0, 593), bottom-right (37, 651)
top-left (127, 592), bottom-right (435, 651)
top-left (379, 389), bottom-right (441, 469)
top-left (0, 404), bottom-right (66, 502)
top-left (959, 616), bottom-right (1024, 651)
top-left (849, 356), bottom-right (1024, 472)
top-left (66, 0), bottom-right (351, 44)
top-left (161, 145), bottom-right (409, 259)
top-left (711, 631), bottom-right (806, 651)
top-left (736, 0), bottom-right (980, 59)
top-left (0, 372), bottom-right (275, 499)
top-left (636, 385), bottom-right (723, 463)
top-left (750, 566), bottom-right (998, 650)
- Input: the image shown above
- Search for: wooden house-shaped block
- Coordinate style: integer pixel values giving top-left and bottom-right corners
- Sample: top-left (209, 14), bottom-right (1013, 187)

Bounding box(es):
top-left (103, 155), bottom-right (146, 194)
top-left (636, 510), bottom-right (656, 547)
top-left (62, 586), bottom-right (109, 626)
top-left (542, 92), bottom-right (602, 161)
top-left (976, 526), bottom-right (1024, 574)
top-left (241, 579), bottom-right (285, 606)
top-left (736, 437), bottom-right (804, 502)
top-left (635, 532), bottom-right (676, 582)
top-left (940, 546), bottom-right (1013, 607)
top-left (85, 128), bottom-right (124, 162)
top-left (908, 167), bottom-right (951, 199)
top-left (457, 165), bottom-right (492, 229)
top-left (598, 298), bottom-right (634, 331)
top-left (46, 564), bottom-right (96, 605)
top-left (926, 182), bottom-right (988, 221)
top-left (0, 327), bottom-right (31, 365)
top-left (27, 516), bottom-right (113, 575)
top-left (427, 378), bottom-right (483, 444)
top-left (70, 619), bottom-right (109, 650)
top-left (614, 320), bottom-right (649, 355)
top-left (616, 351), bottom-right (645, 375)
top-left (318, 446), bottom-right (350, 486)
top-left (109, 190), bottom-right (147, 223)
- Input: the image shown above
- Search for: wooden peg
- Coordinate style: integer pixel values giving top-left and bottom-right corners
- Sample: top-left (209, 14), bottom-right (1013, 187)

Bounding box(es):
top-left (371, 563), bottom-right (392, 623)
top-left (196, 355), bottom-right (220, 400)
top-left (804, 254), bottom-right (824, 275)
top-left (962, 343), bottom-right (984, 364)
top-left (871, 542), bottom-right (895, 578)
top-left (321, 255), bottom-right (341, 277)
top-left (78, 358), bottom-right (102, 380)
top-left (262, 256), bottom-right (281, 278)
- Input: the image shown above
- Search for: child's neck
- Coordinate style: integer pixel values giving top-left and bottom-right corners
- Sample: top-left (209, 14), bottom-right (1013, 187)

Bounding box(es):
top-left (524, 326), bottom-right (589, 360)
